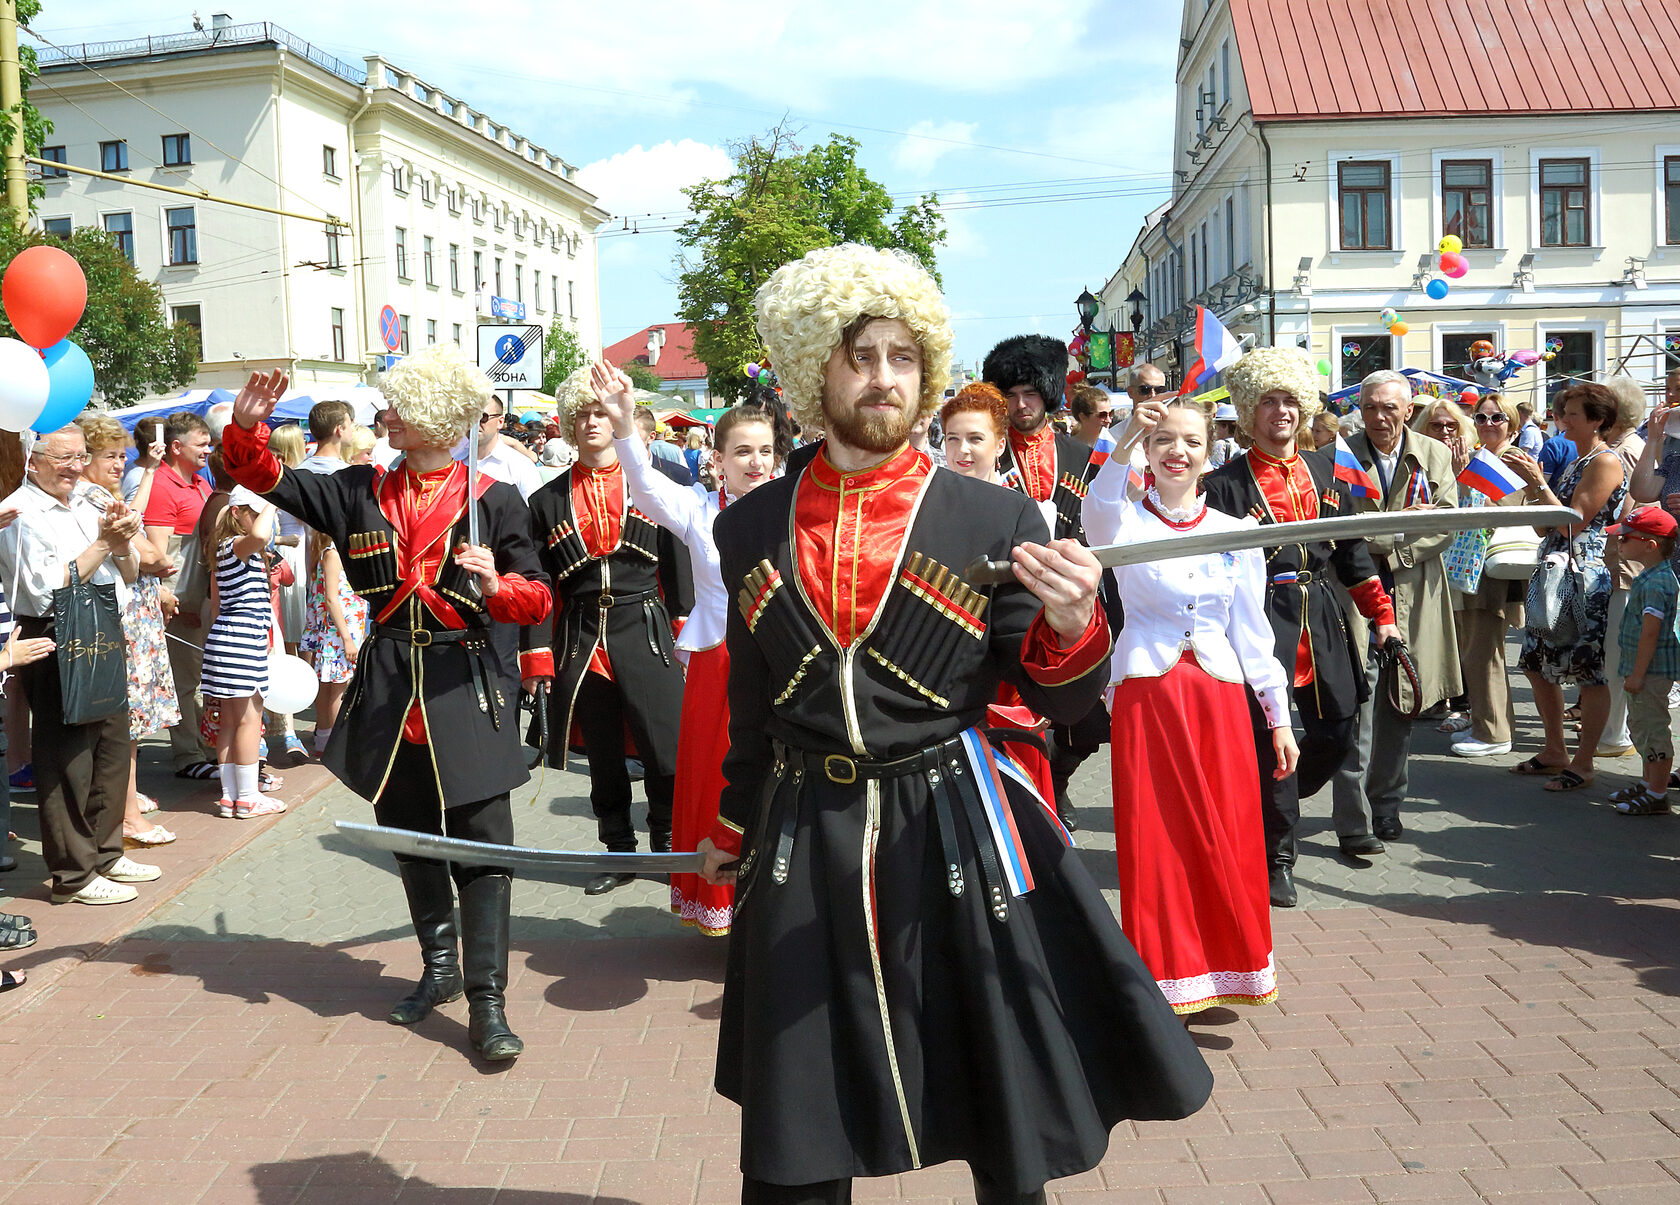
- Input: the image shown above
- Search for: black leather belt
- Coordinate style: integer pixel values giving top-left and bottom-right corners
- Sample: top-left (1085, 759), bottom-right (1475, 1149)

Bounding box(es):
top-left (775, 735), bottom-right (967, 786)
top-left (371, 623), bottom-right (503, 729)
top-left (372, 625), bottom-right (475, 646)
top-left (576, 587), bottom-right (658, 609)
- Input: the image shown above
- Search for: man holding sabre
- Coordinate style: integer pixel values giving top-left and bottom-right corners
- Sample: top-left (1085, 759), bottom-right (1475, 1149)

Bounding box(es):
top-left (221, 346), bottom-right (554, 1062)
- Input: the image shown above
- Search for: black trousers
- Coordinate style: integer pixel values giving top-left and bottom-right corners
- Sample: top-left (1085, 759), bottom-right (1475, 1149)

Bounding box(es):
top-left (1250, 688), bottom-right (1359, 857)
top-left (17, 616), bottom-right (128, 894)
top-left (372, 742), bottom-right (514, 891)
top-left (575, 673), bottom-right (675, 851)
top-left (742, 1174), bottom-right (1044, 1204)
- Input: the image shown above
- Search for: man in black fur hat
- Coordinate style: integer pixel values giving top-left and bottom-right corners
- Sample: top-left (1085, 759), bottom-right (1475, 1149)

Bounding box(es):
top-left (984, 334), bottom-right (1107, 832)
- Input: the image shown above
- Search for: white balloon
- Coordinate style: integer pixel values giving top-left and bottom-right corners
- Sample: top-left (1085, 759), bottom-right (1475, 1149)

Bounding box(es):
top-left (266, 652), bottom-right (320, 716)
top-left (0, 337), bottom-right (49, 430)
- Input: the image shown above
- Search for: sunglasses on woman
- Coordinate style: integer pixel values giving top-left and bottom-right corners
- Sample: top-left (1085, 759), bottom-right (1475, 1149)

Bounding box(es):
top-left (1472, 414), bottom-right (1508, 425)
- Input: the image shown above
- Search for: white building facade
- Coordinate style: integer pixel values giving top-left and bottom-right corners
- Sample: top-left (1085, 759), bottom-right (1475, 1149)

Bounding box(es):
top-left (1108, 0), bottom-right (1680, 405)
top-left (34, 20), bottom-right (608, 397)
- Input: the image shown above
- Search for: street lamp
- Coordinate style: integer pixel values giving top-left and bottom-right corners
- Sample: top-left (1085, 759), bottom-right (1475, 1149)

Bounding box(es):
top-left (1075, 288), bottom-right (1099, 334)
top-left (1125, 288), bottom-right (1146, 333)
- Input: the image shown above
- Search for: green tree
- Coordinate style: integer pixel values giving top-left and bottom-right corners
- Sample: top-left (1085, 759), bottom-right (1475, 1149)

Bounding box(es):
top-left (621, 360), bottom-right (663, 394)
top-left (4, 0), bottom-right (55, 207)
top-left (675, 128), bottom-right (945, 399)
top-left (541, 320), bottom-right (588, 394)
top-left (0, 213), bottom-right (197, 405)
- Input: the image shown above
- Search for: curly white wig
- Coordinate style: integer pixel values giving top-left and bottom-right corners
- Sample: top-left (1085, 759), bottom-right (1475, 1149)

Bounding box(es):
top-left (553, 363), bottom-right (599, 434)
top-left (380, 344), bottom-right (492, 448)
top-left (754, 243), bottom-right (952, 432)
top-left (1224, 346), bottom-right (1324, 437)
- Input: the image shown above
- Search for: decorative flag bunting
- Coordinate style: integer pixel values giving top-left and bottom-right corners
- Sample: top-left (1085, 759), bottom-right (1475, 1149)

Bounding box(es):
top-left (1176, 305), bottom-right (1244, 397)
top-left (1333, 436), bottom-right (1381, 500)
top-left (1457, 447), bottom-right (1524, 501)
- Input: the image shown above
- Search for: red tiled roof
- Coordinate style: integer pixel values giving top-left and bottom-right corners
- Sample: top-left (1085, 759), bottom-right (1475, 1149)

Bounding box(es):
top-left (1231, 0), bottom-right (1680, 121)
top-left (601, 323), bottom-right (708, 382)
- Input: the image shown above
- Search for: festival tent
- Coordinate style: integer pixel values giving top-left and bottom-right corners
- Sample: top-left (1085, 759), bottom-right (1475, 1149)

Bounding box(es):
top-left (110, 388), bottom-right (236, 433)
top-left (657, 409), bottom-right (713, 430)
top-left (271, 385), bottom-right (390, 427)
top-left (1326, 367), bottom-right (1473, 415)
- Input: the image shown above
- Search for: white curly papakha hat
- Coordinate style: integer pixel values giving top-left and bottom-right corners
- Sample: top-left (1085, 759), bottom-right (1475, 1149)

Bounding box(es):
top-left (1224, 346), bottom-right (1324, 437)
top-left (753, 243), bottom-right (953, 432)
top-left (379, 343), bottom-right (493, 448)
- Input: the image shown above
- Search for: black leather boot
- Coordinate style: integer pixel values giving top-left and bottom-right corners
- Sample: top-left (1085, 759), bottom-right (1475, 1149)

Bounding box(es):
top-left (1268, 831), bottom-right (1298, 909)
top-left (388, 860), bottom-right (464, 1025)
top-left (459, 873), bottom-right (523, 1061)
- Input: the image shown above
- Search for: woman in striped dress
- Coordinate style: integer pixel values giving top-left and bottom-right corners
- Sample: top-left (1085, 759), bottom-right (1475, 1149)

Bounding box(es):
top-left (202, 486), bottom-right (282, 818)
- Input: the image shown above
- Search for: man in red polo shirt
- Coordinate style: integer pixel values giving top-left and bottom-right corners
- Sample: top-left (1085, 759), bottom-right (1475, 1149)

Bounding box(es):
top-left (143, 411), bottom-right (218, 779)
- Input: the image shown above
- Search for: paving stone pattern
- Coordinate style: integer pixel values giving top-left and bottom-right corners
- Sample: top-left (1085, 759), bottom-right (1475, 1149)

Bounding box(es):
top-left (2, 693), bottom-right (1680, 1202)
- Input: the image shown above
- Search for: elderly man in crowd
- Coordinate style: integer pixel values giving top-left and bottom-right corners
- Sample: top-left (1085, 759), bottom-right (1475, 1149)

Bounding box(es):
top-left (0, 426), bottom-right (161, 905)
top-left (1126, 361), bottom-right (1172, 410)
top-left (1333, 370), bottom-right (1461, 841)
top-left (142, 411), bottom-right (218, 781)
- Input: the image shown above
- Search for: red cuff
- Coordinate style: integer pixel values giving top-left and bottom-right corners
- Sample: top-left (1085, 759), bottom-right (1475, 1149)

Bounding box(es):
top-left (485, 573), bottom-right (552, 626)
top-left (519, 647), bottom-right (554, 679)
top-left (222, 420), bottom-right (283, 494)
top-left (707, 818), bottom-right (744, 857)
top-left (1349, 577), bottom-right (1396, 628)
top-left (1021, 607), bottom-right (1109, 687)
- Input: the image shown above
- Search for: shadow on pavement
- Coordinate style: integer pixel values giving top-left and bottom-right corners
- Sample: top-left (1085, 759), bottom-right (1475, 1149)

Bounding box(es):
top-left (252, 1152), bottom-right (639, 1203)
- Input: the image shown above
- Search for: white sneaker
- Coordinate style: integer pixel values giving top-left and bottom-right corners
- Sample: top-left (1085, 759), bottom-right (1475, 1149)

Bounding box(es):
top-left (51, 874), bottom-right (139, 905)
top-left (1452, 737), bottom-right (1513, 758)
top-left (103, 856), bottom-right (161, 883)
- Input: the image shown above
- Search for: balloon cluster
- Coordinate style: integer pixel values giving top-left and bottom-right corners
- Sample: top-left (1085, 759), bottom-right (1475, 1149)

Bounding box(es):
top-left (1415, 236), bottom-right (1467, 303)
top-left (0, 246), bottom-right (93, 433)
top-left (1377, 307), bottom-right (1410, 338)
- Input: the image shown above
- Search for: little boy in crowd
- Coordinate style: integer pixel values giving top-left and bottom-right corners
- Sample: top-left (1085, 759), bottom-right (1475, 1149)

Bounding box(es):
top-left (1612, 505), bottom-right (1680, 816)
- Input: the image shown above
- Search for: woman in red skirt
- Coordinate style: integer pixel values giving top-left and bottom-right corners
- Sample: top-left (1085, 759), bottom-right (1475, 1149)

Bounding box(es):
top-left (1082, 393), bottom-right (1298, 1015)
top-left (594, 362), bottom-right (784, 935)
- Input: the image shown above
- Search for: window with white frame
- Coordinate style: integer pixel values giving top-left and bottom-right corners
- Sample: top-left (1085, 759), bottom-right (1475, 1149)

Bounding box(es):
top-left (1544, 331), bottom-right (1596, 402)
top-left (322, 145), bottom-right (338, 178)
top-left (1220, 40), bottom-right (1230, 105)
top-left (1664, 156), bottom-right (1680, 246)
top-left (40, 145), bottom-right (66, 178)
top-left (42, 216), bottom-right (70, 238)
top-left (452, 323), bottom-right (462, 347)
top-left (423, 236), bottom-right (435, 286)
top-left (1441, 331), bottom-right (1495, 381)
top-left (427, 319), bottom-right (437, 345)
top-left (398, 314), bottom-right (410, 354)
top-left (419, 176), bottom-right (433, 205)
top-left (534, 269), bottom-right (543, 311)
top-left (1539, 158), bottom-right (1591, 247)
top-left (325, 227), bottom-right (342, 269)
top-left (103, 212), bottom-right (133, 262)
top-left (166, 208), bottom-right (198, 265)
top-left (162, 133), bottom-right (191, 166)
top-left (100, 140), bottom-right (128, 172)
top-left (1442, 159), bottom-right (1493, 248)
top-left (1338, 161), bottom-right (1392, 249)
top-left (330, 308), bottom-right (346, 361)
top-left (395, 227), bottom-right (409, 279)
top-left (449, 244), bottom-right (460, 291)
top-left (392, 164), bottom-right (407, 194)
top-left (1225, 196), bottom-right (1236, 271)
top-left (171, 304), bottom-right (203, 360)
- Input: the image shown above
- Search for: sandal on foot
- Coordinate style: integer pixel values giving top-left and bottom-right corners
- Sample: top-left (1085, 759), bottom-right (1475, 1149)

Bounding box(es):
top-left (0, 913), bottom-right (32, 932)
top-left (0, 925), bottom-right (36, 950)
top-left (124, 825), bottom-right (176, 847)
top-left (1510, 755), bottom-right (1565, 776)
top-left (174, 761), bottom-right (219, 781)
top-left (137, 794), bottom-right (159, 815)
top-left (1544, 769), bottom-right (1594, 792)
top-left (1614, 786), bottom-right (1672, 816)
top-left (234, 795), bottom-right (286, 819)
top-left (0, 969), bottom-right (24, 993)
top-left (1609, 783), bottom-right (1648, 804)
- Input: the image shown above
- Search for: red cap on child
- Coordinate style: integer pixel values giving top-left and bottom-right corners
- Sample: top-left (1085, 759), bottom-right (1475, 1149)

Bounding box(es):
top-left (1608, 505), bottom-right (1679, 540)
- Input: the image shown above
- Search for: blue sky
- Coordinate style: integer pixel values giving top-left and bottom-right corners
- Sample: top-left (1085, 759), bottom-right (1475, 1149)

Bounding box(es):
top-left (34, 1), bottom-right (1181, 371)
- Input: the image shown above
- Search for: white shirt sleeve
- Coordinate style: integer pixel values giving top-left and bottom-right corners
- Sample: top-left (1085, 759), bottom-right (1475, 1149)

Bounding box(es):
top-left (1081, 451), bottom-right (1134, 547)
top-left (614, 436), bottom-right (703, 544)
top-left (1228, 544), bottom-right (1290, 728)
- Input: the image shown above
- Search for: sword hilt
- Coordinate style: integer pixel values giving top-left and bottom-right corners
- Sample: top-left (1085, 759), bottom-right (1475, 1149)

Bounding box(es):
top-left (963, 555), bottom-right (1016, 586)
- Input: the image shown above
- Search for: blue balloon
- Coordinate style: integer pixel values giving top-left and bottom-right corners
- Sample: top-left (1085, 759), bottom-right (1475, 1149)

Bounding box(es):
top-left (34, 339), bottom-right (95, 433)
top-left (1425, 278), bottom-right (1450, 300)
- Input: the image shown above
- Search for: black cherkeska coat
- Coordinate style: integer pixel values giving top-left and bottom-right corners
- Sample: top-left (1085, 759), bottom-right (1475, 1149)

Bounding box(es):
top-left (711, 463), bottom-right (1212, 1192)
top-left (1203, 449), bottom-right (1385, 721)
top-left (526, 466), bottom-right (687, 775)
top-left (997, 428), bottom-right (1097, 542)
top-left (247, 465), bottom-right (549, 809)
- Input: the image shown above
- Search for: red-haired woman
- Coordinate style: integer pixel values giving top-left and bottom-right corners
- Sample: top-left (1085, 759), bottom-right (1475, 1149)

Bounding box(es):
top-left (940, 383), bottom-right (1009, 483)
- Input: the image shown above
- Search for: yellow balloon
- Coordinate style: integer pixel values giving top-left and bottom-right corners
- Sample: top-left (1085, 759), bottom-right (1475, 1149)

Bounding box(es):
top-left (1389, 321), bottom-right (1410, 336)
top-left (1438, 235), bottom-right (1463, 255)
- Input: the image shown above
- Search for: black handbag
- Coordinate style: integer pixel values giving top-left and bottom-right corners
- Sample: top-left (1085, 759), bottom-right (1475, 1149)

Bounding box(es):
top-left (53, 562), bottom-right (129, 726)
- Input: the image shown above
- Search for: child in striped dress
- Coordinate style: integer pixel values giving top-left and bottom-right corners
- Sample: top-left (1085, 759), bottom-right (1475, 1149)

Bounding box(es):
top-left (202, 486), bottom-right (283, 818)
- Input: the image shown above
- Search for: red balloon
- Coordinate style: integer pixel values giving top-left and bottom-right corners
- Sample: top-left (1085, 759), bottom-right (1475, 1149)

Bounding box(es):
top-left (3, 245), bottom-right (88, 349)
top-left (1066, 370), bottom-right (1086, 386)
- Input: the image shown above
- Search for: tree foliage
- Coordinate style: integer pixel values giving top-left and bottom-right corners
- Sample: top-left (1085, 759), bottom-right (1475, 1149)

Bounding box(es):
top-left (621, 360), bottom-right (663, 394)
top-left (0, 213), bottom-right (197, 405)
top-left (4, 0), bottom-right (54, 206)
top-left (542, 320), bottom-right (588, 394)
top-left (675, 128), bottom-right (945, 399)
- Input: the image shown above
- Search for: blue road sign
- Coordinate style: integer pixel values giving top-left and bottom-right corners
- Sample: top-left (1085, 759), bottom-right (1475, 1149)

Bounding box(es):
top-left (379, 306), bottom-right (401, 352)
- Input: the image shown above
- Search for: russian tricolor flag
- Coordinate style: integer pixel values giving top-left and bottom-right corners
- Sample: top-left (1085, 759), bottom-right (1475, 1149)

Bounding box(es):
top-left (1404, 470), bottom-right (1432, 508)
top-left (1334, 436), bottom-right (1381, 500)
top-left (1090, 422), bottom-right (1118, 468)
top-left (1176, 305), bottom-right (1245, 397)
top-left (1457, 447), bottom-right (1523, 501)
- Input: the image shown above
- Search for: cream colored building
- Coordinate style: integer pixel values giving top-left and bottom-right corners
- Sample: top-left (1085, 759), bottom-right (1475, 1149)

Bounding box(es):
top-left (1109, 0), bottom-right (1680, 407)
top-left (34, 19), bottom-right (608, 396)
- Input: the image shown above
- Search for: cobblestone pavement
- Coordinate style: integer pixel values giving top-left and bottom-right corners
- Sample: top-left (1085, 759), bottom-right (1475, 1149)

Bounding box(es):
top-left (2, 686), bottom-right (1680, 1203)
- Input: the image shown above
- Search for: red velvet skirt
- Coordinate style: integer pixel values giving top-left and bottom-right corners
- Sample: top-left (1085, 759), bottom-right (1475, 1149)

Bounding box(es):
top-left (670, 643), bottom-right (735, 935)
top-left (1111, 652), bottom-right (1276, 1014)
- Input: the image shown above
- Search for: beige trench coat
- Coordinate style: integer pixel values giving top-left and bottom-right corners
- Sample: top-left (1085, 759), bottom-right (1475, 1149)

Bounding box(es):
top-left (1344, 430), bottom-right (1463, 712)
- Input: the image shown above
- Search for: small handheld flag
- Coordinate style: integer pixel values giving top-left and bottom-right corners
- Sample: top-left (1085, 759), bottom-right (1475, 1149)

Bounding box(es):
top-left (1176, 305), bottom-right (1244, 397)
top-left (1457, 447), bottom-right (1523, 501)
top-left (1090, 423), bottom-right (1118, 468)
top-left (1333, 436), bottom-right (1381, 500)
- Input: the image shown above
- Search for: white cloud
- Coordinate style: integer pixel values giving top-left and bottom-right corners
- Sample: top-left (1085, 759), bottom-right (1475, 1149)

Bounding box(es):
top-left (576, 140), bottom-right (734, 221)
top-left (893, 120), bottom-right (980, 175)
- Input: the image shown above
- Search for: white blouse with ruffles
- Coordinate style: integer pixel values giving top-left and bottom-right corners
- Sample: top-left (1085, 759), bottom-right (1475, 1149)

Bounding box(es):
top-left (613, 435), bottom-right (724, 657)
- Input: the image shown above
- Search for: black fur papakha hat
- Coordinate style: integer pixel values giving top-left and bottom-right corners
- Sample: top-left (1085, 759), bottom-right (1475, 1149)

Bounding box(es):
top-left (983, 335), bottom-right (1069, 411)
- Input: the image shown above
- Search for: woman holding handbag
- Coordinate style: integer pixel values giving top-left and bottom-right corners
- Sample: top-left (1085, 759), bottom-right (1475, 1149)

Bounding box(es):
top-left (1443, 394), bottom-right (1529, 758)
top-left (1504, 384), bottom-right (1626, 791)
